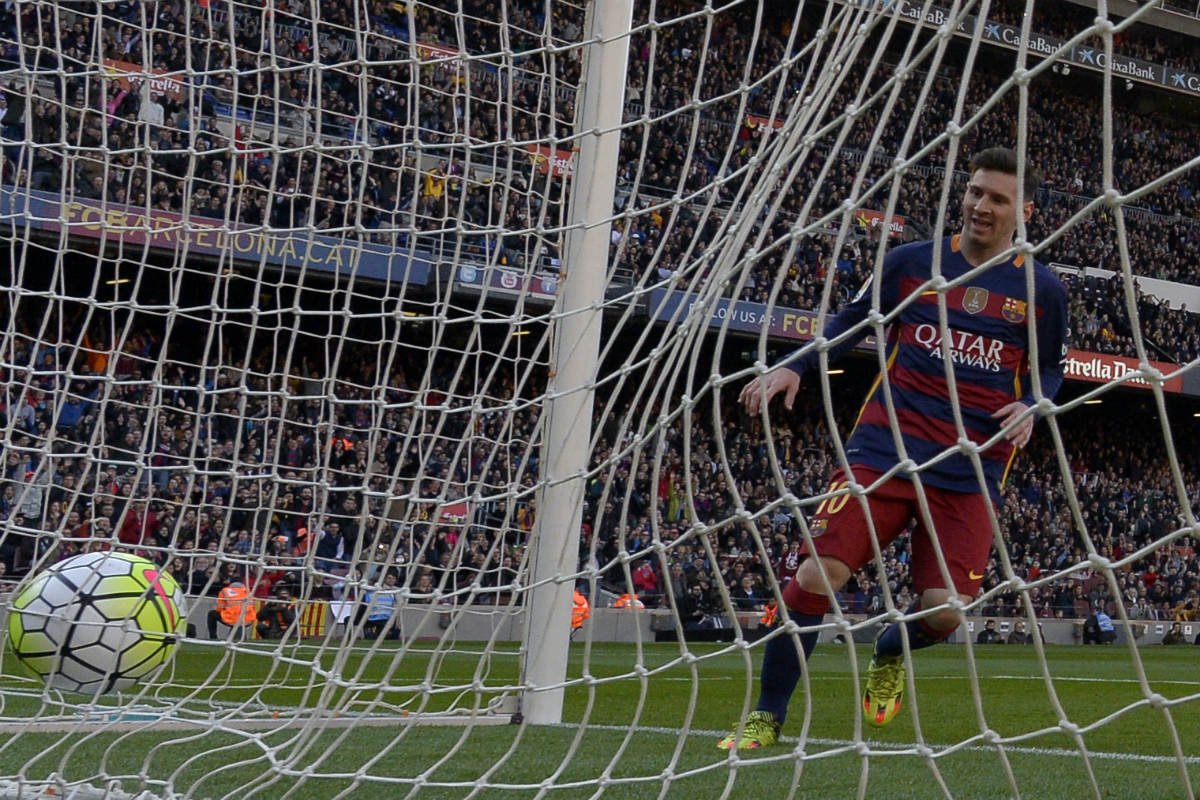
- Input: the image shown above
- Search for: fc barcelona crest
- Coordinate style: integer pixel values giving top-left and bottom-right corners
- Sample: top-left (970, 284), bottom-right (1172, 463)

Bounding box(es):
top-left (962, 287), bottom-right (989, 314)
top-left (1002, 297), bottom-right (1027, 323)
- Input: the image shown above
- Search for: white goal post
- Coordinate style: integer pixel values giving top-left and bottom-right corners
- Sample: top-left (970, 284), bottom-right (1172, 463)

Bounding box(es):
top-left (0, 0), bottom-right (1198, 798)
top-left (521, 0), bottom-right (632, 727)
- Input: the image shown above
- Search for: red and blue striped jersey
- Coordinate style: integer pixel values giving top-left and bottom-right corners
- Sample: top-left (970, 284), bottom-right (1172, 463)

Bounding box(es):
top-left (785, 235), bottom-right (1068, 503)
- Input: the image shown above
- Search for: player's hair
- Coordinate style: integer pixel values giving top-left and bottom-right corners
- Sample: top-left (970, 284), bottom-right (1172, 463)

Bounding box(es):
top-left (967, 147), bottom-right (1042, 200)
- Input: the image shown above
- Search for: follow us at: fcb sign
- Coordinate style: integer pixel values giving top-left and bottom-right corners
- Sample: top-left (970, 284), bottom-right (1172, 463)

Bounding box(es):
top-left (648, 288), bottom-right (878, 347)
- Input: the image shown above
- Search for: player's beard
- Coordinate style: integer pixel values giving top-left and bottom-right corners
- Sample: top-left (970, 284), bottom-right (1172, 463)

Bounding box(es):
top-left (962, 214), bottom-right (1014, 261)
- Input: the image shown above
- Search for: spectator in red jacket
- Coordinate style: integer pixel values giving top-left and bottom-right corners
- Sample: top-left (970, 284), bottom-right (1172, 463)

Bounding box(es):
top-left (632, 559), bottom-right (660, 607)
top-left (117, 499), bottom-right (158, 546)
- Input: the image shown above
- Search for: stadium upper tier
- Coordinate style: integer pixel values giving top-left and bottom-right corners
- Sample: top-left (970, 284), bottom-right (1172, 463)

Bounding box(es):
top-left (0, 0), bottom-right (1196, 364)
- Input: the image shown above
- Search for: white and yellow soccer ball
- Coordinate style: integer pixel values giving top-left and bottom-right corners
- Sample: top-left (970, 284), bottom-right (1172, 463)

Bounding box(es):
top-left (6, 551), bottom-right (187, 694)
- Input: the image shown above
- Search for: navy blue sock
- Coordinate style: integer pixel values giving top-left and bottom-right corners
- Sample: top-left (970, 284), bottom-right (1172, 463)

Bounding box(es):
top-left (755, 612), bottom-right (822, 724)
top-left (873, 605), bottom-right (950, 658)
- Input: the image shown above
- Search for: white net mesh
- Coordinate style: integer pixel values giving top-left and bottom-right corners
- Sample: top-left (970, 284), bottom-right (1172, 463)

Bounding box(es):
top-left (1, 0), bottom-right (1199, 798)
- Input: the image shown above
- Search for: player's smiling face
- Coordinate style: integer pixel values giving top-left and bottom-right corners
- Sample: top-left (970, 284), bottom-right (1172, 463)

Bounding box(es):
top-left (960, 168), bottom-right (1033, 264)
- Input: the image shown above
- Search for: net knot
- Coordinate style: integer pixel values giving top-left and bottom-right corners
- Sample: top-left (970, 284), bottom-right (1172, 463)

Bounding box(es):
top-left (1139, 362), bottom-right (1164, 384)
top-left (1058, 719), bottom-right (1081, 736)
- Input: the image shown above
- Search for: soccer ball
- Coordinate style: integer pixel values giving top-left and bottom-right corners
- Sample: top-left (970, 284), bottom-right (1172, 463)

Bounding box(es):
top-left (6, 551), bottom-right (187, 693)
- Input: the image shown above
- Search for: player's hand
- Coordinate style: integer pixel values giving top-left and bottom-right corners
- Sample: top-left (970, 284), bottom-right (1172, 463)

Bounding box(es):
top-left (992, 401), bottom-right (1034, 448)
top-left (739, 368), bottom-right (800, 415)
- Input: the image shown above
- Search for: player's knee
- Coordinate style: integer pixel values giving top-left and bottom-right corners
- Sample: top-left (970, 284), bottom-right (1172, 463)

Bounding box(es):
top-left (795, 556), bottom-right (851, 595)
top-left (926, 608), bottom-right (962, 633)
top-left (917, 590), bottom-right (969, 630)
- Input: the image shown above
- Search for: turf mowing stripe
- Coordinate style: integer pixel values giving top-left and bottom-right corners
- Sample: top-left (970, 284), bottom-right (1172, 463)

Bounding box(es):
top-left (564, 722), bottom-right (1200, 765)
top-left (990, 673), bottom-right (1200, 686)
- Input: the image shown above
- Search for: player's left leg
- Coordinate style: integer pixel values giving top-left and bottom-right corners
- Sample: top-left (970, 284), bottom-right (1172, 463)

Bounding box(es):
top-left (720, 467), bottom-right (912, 749)
top-left (864, 485), bottom-right (992, 726)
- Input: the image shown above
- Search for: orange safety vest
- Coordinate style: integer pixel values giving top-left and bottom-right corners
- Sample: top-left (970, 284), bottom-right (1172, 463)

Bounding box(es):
top-left (760, 601), bottom-right (778, 628)
top-left (216, 585), bottom-right (257, 626)
top-left (571, 591), bottom-right (590, 629)
top-left (612, 593), bottom-right (644, 609)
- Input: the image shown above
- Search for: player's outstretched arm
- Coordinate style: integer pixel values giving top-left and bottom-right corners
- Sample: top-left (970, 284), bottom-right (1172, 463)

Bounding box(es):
top-left (739, 368), bottom-right (800, 415)
top-left (739, 248), bottom-right (901, 418)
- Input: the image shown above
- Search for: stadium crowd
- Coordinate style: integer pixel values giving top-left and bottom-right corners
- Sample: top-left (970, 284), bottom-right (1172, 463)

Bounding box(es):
top-left (1, 300), bottom-right (1198, 633)
top-left (0, 0), bottom-right (1198, 634)
top-left (0, 0), bottom-right (1196, 365)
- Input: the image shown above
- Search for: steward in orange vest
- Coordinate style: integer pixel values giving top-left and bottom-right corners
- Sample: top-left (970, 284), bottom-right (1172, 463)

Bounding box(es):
top-left (760, 600), bottom-right (779, 628)
top-left (207, 581), bottom-right (257, 639)
top-left (572, 591), bottom-right (591, 630)
top-left (612, 593), bottom-right (645, 609)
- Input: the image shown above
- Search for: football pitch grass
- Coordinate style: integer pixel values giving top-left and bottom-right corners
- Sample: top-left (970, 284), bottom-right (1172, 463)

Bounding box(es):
top-left (2, 639), bottom-right (1198, 799)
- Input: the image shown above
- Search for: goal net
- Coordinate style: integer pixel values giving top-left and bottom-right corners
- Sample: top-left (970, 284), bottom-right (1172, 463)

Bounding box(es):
top-left (1, 0), bottom-right (1198, 798)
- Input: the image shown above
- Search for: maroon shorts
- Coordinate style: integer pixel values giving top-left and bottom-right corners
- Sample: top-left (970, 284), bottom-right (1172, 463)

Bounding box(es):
top-left (800, 465), bottom-right (994, 597)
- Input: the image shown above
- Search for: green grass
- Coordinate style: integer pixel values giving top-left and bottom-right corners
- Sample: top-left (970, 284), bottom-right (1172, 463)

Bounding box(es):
top-left (2, 640), bottom-right (1198, 799)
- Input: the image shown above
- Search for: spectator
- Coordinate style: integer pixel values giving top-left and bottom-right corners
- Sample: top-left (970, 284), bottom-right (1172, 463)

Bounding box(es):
top-left (730, 574), bottom-right (766, 612)
top-left (976, 619), bottom-right (1003, 645)
top-left (117, 499), bottom-right (158, 547)
top-left (678, 583), bottom-right (712, 630)
top-left (256, 585), bottom-right (297, 640)
top-left (361, 572), bottom-right (400, 640)
top-left (138, 89), bottom-right (164, 129)
top-left (1006, 620), bottom-right (1034, 645)
top-left (631, 558), bottom-right (660, 607)
top-left (1162, 622), bottom-right (1187, 645)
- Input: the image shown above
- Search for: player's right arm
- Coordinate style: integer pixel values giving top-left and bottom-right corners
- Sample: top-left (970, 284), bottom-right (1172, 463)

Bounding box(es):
top-left (739, 368), bottom-right (799, 414)
top-left (740, 248), bottom-right (904, 415)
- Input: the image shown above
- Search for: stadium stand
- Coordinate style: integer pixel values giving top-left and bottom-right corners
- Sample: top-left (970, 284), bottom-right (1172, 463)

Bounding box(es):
top-left (0, 0), bottom-right (1197, 624)
top-left (1, 299), bottom-right (1197, 622)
